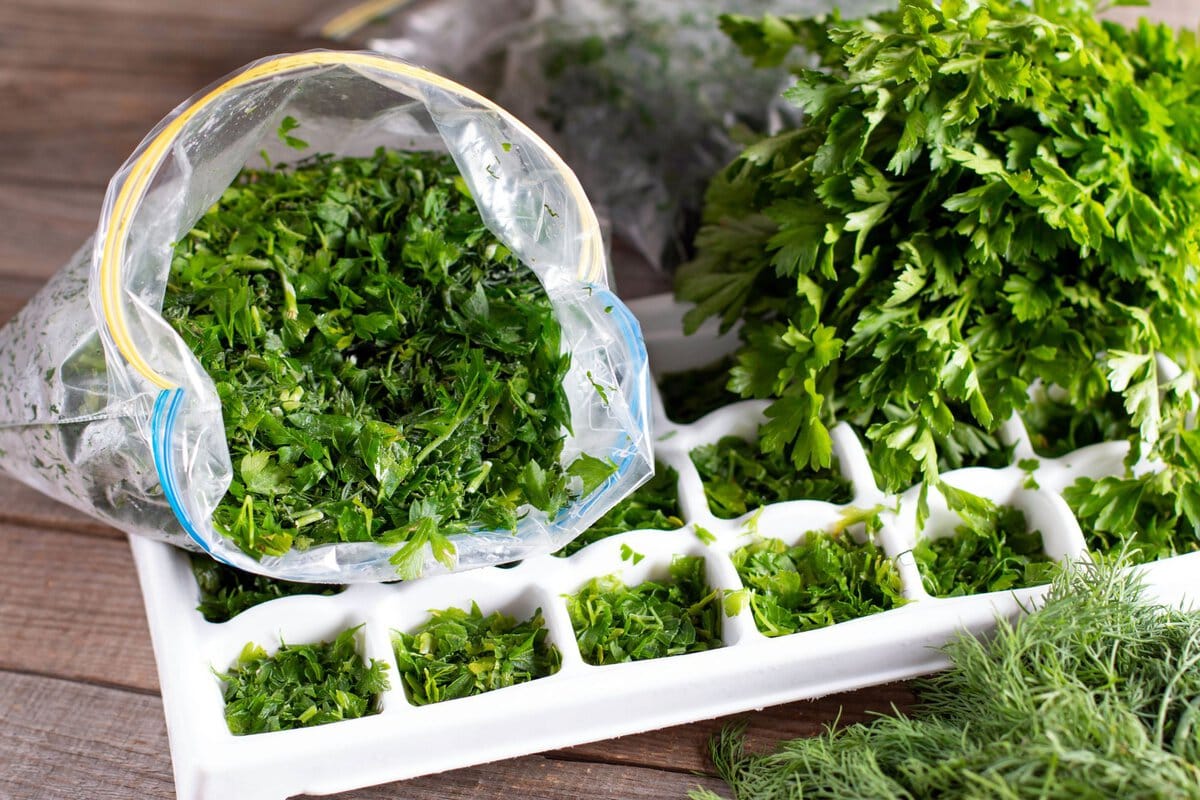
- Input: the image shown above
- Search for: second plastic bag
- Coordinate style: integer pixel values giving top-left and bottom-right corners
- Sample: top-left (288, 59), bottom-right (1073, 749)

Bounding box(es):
top-left (0, 51), bottom-right (653, 582)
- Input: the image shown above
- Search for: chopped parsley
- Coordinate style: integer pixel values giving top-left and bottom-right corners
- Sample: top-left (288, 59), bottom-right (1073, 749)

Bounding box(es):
top-left (691, 435), bottom-right (853, 519)
top-left (392, 604), bottom-right (560, 705)
top-left (568, 554), bottom-right (721, 664)
top-left (913, 505), bottom-right (1054, 597)
top-left (220, 625), bottom-right (389, 735)
top-left (163, 148), bottom-right (577, 576)
top-left (190, 553), bottom-right (343, 623)
top-left (730, 532), bottom-right (905, 637)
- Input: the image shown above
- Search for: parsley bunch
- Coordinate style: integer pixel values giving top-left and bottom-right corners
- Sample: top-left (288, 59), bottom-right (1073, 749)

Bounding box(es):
top-left (677, 1), bottom-right (1200, 529)
top-left (220, 625), bottom-right (389, 735)
top-left (568, 555), bottom-right (722, 664)
top-left (164, 149), bottom-right (576, 575)
top-left (190, 553), bottom-right (343, 623)
top-left (692, 436), bottom-right (853, 519)
top-left (730, 531), bottom-right (905, 637)
top-left (391, 604), bottom-right (561, 705)
top-left (913, 504), bottom-right (1053, 597)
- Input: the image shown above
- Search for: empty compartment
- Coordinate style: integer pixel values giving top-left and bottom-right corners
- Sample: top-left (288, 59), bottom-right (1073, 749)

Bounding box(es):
top-left (729, 517), bottom-right (906, 637)
top-left (567, 552), bottom-right (723, 665)
top-left (690, 434), bottom-right (853, 519)
top-left (391, 602), bottom-right (562, 705)
top-left (218, 622), bottom-right (389, 735)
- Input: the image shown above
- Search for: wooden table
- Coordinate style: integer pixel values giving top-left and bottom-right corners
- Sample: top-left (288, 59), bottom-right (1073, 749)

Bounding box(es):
top-left (0, 2), bottom-right (1191, 798)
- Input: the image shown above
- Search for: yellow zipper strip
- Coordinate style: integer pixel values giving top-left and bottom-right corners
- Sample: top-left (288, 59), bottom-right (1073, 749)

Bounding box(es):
top-left (319, 0), bottom-right (412, 41)
top-left (99, 50), bottom-right (604, 390)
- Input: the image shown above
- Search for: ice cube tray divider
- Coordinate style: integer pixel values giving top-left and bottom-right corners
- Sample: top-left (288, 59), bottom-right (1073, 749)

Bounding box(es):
top-left (130, 293), bottom-right (1200, 800)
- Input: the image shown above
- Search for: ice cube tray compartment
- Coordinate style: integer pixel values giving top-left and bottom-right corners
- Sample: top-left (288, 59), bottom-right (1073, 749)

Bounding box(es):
top-left (130, 294), bottom-right (1200, 800)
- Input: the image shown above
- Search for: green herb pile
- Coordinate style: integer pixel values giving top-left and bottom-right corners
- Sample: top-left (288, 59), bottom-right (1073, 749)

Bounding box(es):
top-left (913, 503), bottom-right (1053, 597)
top-left (163, 147), bottom-right (578, 577)
top-left (190, 553), bottom-right (343, 623)
top-left (658, 358), bottom-right (743, 424)
top-left (391, 603), bottom-right (561, 705)
top-left (692, 560), bottom-right (1200, 800)
top-left (692, 436), bottom-right (853, 519)
top-left (729, 529), bottom-right (904, 637)
top-left (557, 463), bottom-right (684, 557)
top-left (220, 625), bottom-right (389, 735)
top-left (568, 554), bottom-right (721, 664)
top-left (676, 0), bottom-right (1200, 535)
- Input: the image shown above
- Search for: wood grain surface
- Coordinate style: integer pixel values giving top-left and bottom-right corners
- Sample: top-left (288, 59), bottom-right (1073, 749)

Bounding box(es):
top-left (0, 1), bottom-right (1192, 798)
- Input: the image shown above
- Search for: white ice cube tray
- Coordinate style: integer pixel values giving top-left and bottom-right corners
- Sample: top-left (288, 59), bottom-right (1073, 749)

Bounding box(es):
top-left (130, 293), bottom-right (1200, 800)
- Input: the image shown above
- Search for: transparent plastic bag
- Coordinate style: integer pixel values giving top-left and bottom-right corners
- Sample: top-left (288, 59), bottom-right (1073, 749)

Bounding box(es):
top-left (315, 0), bottom-right (894, 271)
top-left (0, 51), bottom-right (653, 582)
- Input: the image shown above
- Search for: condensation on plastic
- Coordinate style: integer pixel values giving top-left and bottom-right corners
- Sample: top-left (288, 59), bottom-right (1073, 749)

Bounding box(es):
top-left (0, 50), bottom-right (654, 583)
top-left (315, 0), bottom-right (895, 271)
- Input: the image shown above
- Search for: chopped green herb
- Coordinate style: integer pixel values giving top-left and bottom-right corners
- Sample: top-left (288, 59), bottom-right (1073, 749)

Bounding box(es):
top-left (913, 505), bottom-right (1054, 597)
top-left (568, 555), bottom-right (721, 664)
top-left (220, 625), bottom-right (388, 735)
top-left (695, 561), bottom-right (1200, 800)
top-left (163, 149), bottom-right (576, 575)
top-left (731, 532), bottom-right (905, 637)
top-left (189, 553), bottom-right (343, 623)
top-left (658, 357), bottom-right (742, 424)
top-left (557, 463), bottom-right (683, 556)
top-left (391, 604), bottom-right (560, 705)
top-left (691, 435), bottom-right (852, 519)
top-left (276, 115), bottom-right (309, 151)
top-left (694, 524), bottom-right (717, 546)
top-left (620, 543), bottom-right (645, 565)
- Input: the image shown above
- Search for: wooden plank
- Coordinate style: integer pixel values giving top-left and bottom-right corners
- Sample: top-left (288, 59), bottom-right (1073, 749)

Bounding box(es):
top-left (0, 6), bottom-right (327, 79)
top-left (552, 684), bottom-right (917, 775)
top-left (0, 524), bottom-right (159, 692)
top-left (0, 672), bottom-right (174, 800)
top-left (0, 671), bottom-right (726, 800)
top-left (0, 184), bottom-right (100, 280)
top-left (0, 474), bottom-right (118, 538)
top-left (315, 757), bottom-right (725, 800)
top-left (0, 70), bottom-right (198, 188)
top-left (7, 0), bottom-right (333, 31)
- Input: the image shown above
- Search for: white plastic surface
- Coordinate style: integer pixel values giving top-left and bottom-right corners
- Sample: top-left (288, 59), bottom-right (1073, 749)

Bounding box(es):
top-left (131, 294), bottom-right (1200, 800)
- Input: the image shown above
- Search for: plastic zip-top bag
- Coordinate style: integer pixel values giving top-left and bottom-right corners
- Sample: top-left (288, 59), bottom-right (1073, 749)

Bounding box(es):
top-left (0, 51), bottom-right (653, 582)
top-left (314, 0), bottom-right (896, 271)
